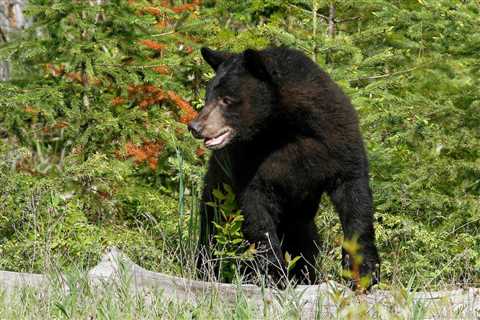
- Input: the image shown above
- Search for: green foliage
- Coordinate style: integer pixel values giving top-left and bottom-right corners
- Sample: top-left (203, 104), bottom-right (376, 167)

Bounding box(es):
top-left (0, 0), bottom-right (479, 288)
top-left (208, 184), bottom-right (253, 283)
top-left (284, 252), bottom-right (301, 273)
top-left (0, 143), bottom-right (180, 272)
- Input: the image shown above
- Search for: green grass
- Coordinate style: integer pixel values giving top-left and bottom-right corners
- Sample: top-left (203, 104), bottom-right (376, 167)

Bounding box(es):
top-left (1, 266), bottom-right (477, 320)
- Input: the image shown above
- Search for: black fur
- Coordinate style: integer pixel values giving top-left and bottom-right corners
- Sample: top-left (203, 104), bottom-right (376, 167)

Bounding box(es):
top-left (194, 47), bottom-right (380, 288)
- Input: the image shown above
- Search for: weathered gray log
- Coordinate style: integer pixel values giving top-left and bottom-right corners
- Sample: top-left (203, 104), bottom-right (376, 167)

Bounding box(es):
top-left (0, 269), bottom-right (48, 290)
top-left (1, 247), bottom-right (479, 319)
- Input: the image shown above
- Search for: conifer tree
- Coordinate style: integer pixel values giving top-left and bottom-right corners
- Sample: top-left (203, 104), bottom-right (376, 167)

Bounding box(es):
top-left (0, 0), bottom-right (206, 271)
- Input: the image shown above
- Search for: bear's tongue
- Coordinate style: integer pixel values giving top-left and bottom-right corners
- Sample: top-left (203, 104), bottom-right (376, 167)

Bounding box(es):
top-left (205, 131), bottom-right (230, 148)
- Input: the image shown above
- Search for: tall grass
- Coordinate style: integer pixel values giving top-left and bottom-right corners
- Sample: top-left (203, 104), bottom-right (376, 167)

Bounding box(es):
top-left (1, 266), bottom-right (476, 319)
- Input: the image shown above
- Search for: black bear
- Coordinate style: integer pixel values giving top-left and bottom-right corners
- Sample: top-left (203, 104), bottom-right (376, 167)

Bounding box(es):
top-left (189, 47), bottom-right (380, 289)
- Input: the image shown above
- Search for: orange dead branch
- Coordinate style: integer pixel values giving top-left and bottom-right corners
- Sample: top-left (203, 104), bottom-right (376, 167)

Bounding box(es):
top-left (125, 140), bottom-right (165, 170)
top-left (111, 96), bottom-right (126, 106)
top-left (41, 121), bottom-right (69, 134)
top-left (143, 6), bottom-right (163, 16)
top-left (195, 147), bottom-right (205, 157)
top-left (127, 85), bottom-right (167, 110)
top-left (155, 19), bottom-right (170, 29)
top-left (139, 39), bottom-right (166, 52)
top-left (152, 65), bottom-right (171, 75)
top-left (53, 121), bottom-right (69, 129)
top-left (167, 90), bottom-right (197, 124)
top-left (160, 0), bottom-right (201, 13)
top-left (45, 63), bottom-right (65, 77)
top-left (24, 106), bottom-right (40, 114)
top-left (171, 3), bottom-right (196, 13)
top-left (171, 0), bottom-right (202, 13)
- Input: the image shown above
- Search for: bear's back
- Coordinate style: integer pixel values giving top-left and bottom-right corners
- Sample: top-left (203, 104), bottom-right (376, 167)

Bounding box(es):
top-left (261, 47), bottom-right (332, 86)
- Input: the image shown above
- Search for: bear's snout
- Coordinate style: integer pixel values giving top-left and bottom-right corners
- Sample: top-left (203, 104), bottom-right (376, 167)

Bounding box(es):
top-left (188, 120), bottom-right (203, 139)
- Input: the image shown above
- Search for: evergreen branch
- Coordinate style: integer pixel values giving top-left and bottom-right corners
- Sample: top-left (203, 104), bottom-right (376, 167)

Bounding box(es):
top-left (348, 65), bottom-right (424, 83)
top-left (96, 63), bottom-right (168, 69)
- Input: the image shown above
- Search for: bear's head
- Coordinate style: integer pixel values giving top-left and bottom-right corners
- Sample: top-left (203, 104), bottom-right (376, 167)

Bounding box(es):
top-left (188, 48), bottom-right (277, 150)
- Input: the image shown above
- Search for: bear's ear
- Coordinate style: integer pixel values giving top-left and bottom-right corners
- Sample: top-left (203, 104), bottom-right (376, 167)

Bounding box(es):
top-left (243, 49), bottom-right (271, 82)
top-left (201, 47), bottom-right (230, 71)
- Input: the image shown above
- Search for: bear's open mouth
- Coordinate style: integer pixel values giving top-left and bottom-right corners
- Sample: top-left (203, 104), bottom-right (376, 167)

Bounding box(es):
top-left (204, 128), bottom-right (233, 150)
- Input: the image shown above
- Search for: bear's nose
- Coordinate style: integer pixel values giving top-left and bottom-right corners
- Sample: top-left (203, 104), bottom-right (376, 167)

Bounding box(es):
top-left (188, 120), bottom-right (203, 139)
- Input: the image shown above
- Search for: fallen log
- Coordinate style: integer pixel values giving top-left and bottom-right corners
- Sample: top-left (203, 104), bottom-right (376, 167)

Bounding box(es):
top-left (1, 247), bottom-right (479, 318)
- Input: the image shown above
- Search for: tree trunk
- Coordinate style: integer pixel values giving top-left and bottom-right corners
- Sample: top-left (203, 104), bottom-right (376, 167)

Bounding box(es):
top-left (325, 3), bottom-right (336, 64)
top-left (327, 3), bottom-right (336, 38)
top-left (0, 0), bottom-right (28, 81)
top-left (311, 0), bottom-right (318, 62)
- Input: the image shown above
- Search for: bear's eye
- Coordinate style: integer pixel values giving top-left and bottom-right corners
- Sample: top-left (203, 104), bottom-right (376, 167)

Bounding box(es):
top-left (220, 96), bottom-right (235, 106)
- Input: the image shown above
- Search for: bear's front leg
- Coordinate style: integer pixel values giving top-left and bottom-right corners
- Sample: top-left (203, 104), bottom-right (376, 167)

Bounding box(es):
top-left (239, 187), bottom-right (287, 288)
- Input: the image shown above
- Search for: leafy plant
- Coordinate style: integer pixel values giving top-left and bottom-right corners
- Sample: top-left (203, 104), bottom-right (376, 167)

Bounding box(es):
top-left (207, 184), bottom-right (254, 282)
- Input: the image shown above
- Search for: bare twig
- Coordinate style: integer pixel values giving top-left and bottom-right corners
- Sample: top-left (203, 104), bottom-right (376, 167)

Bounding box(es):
top-left (288, 3), bottom-right (359, 26)
top-left (96, 63), bottom-right (168, 69)
top-left (287, 3), bottom-right (328, 21)
top-left (151, 30), bottom-right (176, 38)
top-left (337, 16), bottom-right (360, 23)
top-left (348, 66), bottom-right (422, 83)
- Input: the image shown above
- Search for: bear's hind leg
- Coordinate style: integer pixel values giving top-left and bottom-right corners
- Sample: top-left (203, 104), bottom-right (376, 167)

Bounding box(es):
top-left (329, 177), bottom-right (380, 289)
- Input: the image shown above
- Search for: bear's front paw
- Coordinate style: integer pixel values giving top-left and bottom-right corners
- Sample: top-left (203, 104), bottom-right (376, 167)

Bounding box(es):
top-left (255, 249), bottom-right (289, 289)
